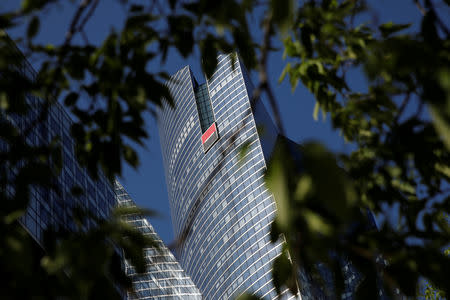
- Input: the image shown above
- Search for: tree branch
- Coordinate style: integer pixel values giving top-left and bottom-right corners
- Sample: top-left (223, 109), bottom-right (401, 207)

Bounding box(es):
top-left (251, 13), bottom-right (286, 135)
top-left (393, 93), bottom-right (410, 126)
top-left (64, 0), bottom-right (92, 47)
top-left (80, 30), bottom-right (90, 44)
top-left (424, 0), bottom-right (450, 37)
top-left (414, 0), bottom-right (426, 15)
top-left (76, 0), bottom-right (100, 41)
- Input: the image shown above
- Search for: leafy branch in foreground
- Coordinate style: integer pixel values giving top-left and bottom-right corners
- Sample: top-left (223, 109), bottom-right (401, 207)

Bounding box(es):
top-left (1, 0), bottom-right (258, 296)
top-left (266, 0), bottom-right (449, 298)
top-left (0, 205), bottom-right (158, 299)
top-left (418, 246), bottom-right (449, 300)
top-left (0, 0), bottom-right (449, 298)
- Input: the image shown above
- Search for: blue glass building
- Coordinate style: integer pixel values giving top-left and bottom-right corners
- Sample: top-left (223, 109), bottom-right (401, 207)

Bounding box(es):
top-left (1, 36), bottom-right (200, 299)
top-left (157, 54), bottom-right (298, 299)
top-left (115, 180), bottom-right (203, 299)
top-left (17, 99), bottom-right (117, 244)
top-left (0, 36), bottom-right (116, 245)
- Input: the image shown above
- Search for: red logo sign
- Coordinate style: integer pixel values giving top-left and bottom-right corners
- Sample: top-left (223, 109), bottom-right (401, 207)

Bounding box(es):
top-left (201, 123), bottom-right (217, 144)
top-left (201, 122), bottom-right (219, 153)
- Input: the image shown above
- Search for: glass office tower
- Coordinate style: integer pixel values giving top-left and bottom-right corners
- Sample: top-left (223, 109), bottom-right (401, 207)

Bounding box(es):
top-left (157, 54), bottom-right (298, 299)
top-left (0, 36), bottom-right (116, 245)
top-left (115, 180), bottom-right (203, 299)
top-left (2, 37), bottom-right (201, 299)
top-left (17, 98), bottom-right (117, 244)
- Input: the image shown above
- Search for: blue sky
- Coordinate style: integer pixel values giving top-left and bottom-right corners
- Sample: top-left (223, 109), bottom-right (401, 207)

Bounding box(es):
top-left (1, 0), bottom-right (426, 244)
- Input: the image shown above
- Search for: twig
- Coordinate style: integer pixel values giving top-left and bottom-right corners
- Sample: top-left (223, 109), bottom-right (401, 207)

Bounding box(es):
top-left (427, 0), bottom-right (450, 37)
top-left (76, 0), bottom-right (100, 40)
top-left (80, 30), bottom-right (90, 44)
top-left (252, 13), bottom-right (286, 135)
top-left (414, 99), bottom-right (424, 119)
top-left (393, 93), bottom-right (410, 126)
top-left (420, 0), bottom-right (450, 37)
top-left (64, 0), bottom-right (92, 47)
top-left (414, 0), bottom-right (426, 15)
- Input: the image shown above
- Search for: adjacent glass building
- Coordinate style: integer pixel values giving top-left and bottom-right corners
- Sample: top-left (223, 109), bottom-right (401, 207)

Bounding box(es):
top-left (1, 36), bottom-right (200, 299)
top-left (17, 100), bottom-right (117, 244)
top-left (115, 180), bottom-right (203, 300)
top-left (157, 54), bottom-right (298, 299)
top-left (0, 35), bottom-right (116, 245)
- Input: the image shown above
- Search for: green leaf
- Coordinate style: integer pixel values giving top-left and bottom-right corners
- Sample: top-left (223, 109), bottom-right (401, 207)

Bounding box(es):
top-left (27, 16), bottom-right (40, 39)
top-left (272, 248), bottom-right (298, 296)
top-left (295, 175), bottom-right (313, 202)
top-left (0, 92), bottom-right (9, 110)
top-left (313, 101), bottom-right (319, 121)
top-left (302, 142), bottom-right (358, 214)
top-left (266, 151), bottom-right (290, 231)
top-left (4, 210), bottom-right (26, 224)
top-left (279, 63), bottom-right (290, 84)
top-left (64, 92), bottom-right (79, 106)
top-left (270, 0), bottom-right (296, 33)
top-left (421, 11), bottom-right (439, 44)
top-left (430, 105), bottom-right (450, 150)
top-left (21, 0), bottom-right (51, 13)
top-left (379, 22), bottom-right (411, 38)
top-left (168, 0), bottom-right (176, 10)
top-left (0, 14), bottom-right (15, 29)
top-left (303, 209), bottom-right (333, 236)
top-left (129, 4), bottom-right (144, 12)
top-left (112, 206), bottom-right (158, 219)
top-left (272, 251), bottom-right (292, 294)
top-left (123, 145), bottom-right (139, 168)
top-left (238, 141), bottom-right (252, 164)
top-left (200, 35), bottom-right (218, 79)
top-left (41, 254), bottom-right (67, 274)
top-left (236, 293), bottom-right (261, 300)
top-left (168, 15), bottom-right (194, 57)
top-left (435, 163), bottom-right (450, 179)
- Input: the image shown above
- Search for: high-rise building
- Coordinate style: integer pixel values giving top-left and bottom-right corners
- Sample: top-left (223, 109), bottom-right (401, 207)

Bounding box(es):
top-left (157, 54), bottom-right (297, 299)
top-left (115, 180), bottom-right (203, 299)
top-left (1, 35), bottom-right (200, 299)
top-left (0, 35), bottom-right (128, 299)
top-left (0, 35), bottom-right (116, 245)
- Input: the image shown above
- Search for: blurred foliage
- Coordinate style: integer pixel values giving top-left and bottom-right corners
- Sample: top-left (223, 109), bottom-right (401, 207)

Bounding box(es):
top-left (420, 277), bottom-right (447, 300)
top-left (0, 204), bottom-right (158, 299)
top-left (0, 0), bottom-right (258, 297)
top-left (0, 0), bottom-right (449, 299)
top-left (418, 247), bottom-right (449, 300)
top-left (269, 0), bottom-right (450, 299)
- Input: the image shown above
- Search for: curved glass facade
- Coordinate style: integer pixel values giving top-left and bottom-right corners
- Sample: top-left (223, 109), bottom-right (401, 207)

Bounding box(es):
top-left (157, 54), bottom-right (298, 299)
top-left (115, 181), bottom-right (202, 299)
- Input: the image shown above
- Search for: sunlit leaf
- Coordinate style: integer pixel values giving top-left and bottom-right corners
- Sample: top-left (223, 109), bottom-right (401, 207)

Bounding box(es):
top-left (266, 150), bottom-right (290, 231)
top-left (27, 16), bottom-right (40, 39)
top-left (379, 22), bottom-right (411, 38)
top-left (294, 175), bottom-right (312, 202)
top-left (430, 105), bottom-right (450, 150)
top-left (236, 293), bottom-right (261, 300)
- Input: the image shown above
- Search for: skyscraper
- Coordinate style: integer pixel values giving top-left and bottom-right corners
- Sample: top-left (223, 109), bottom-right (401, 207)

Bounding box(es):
top-left (115, 180), bottom-right (203, 299)
top-left (0, 35), bottom-right (116, 246)
top-left (1, 35), bottom-right (200, 299)
top-left (0, 35), bottom-right (128, 299)
top-left (157, 54), bottom-right (297, 299)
